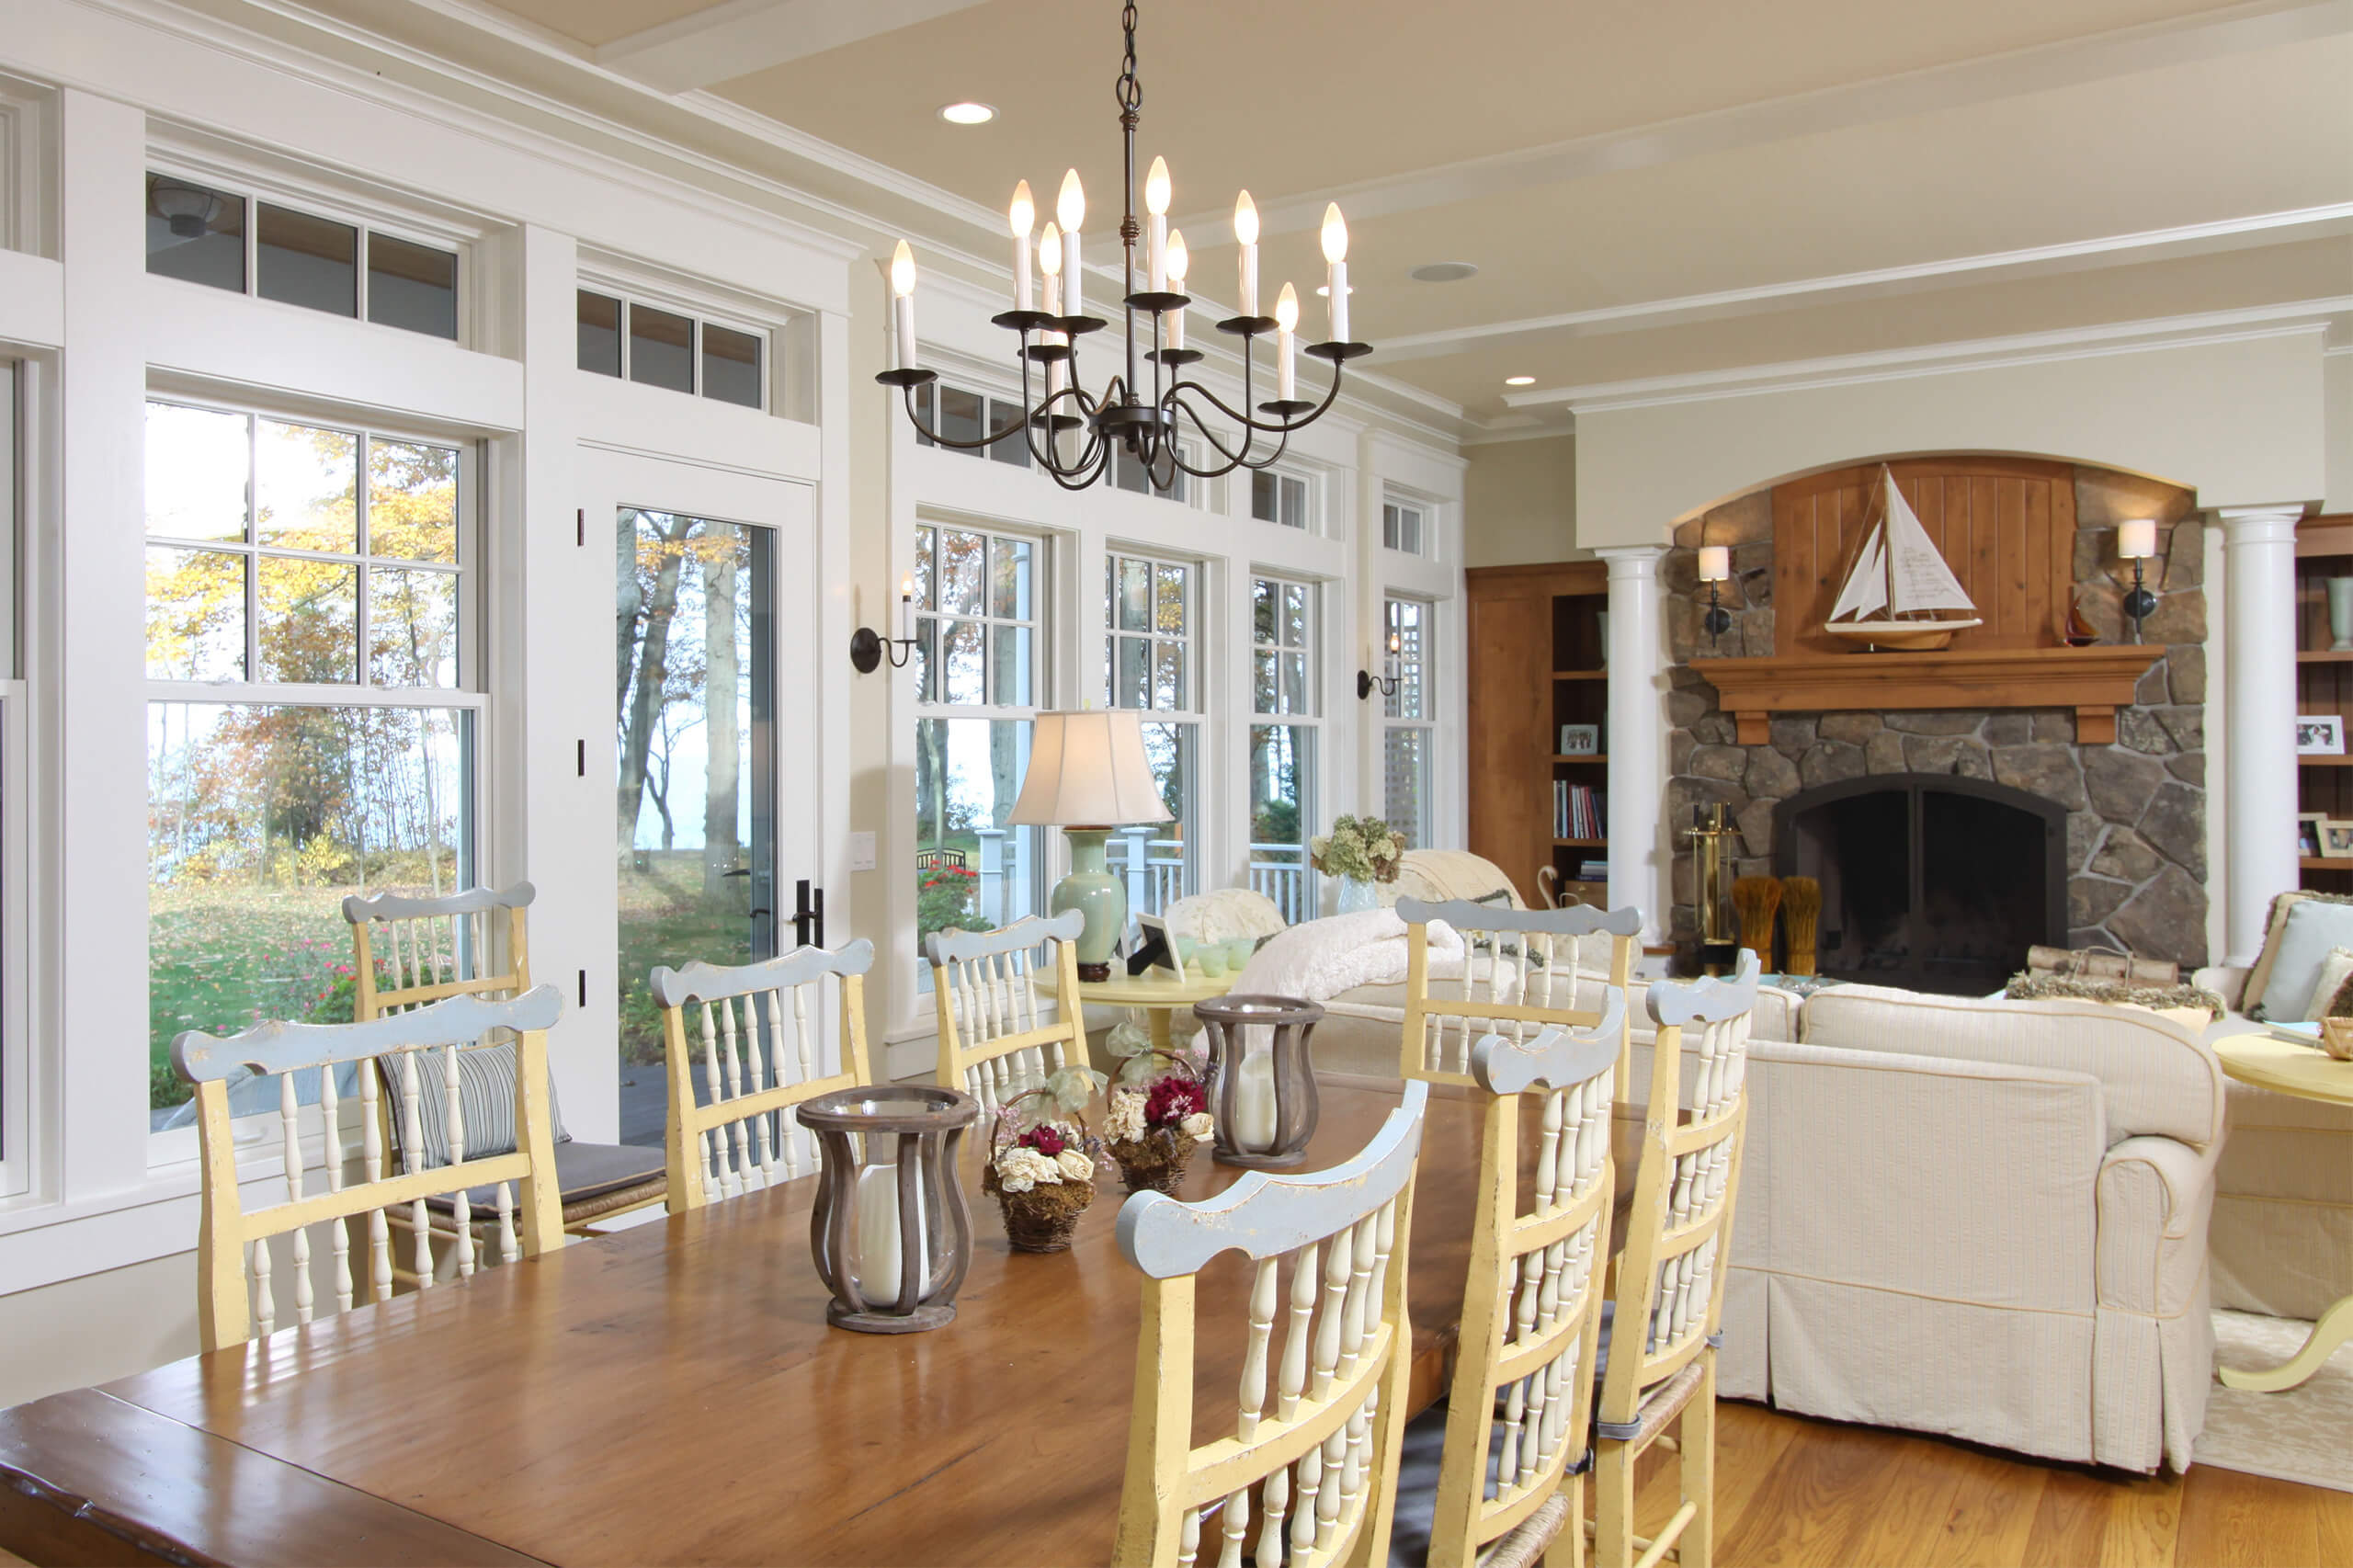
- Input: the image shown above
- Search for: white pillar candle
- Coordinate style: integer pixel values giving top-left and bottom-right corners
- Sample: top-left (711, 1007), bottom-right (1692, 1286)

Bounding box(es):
top-left (1056, 169), bottom-right (1085, 324)
top-left (1145, 156), bottom-right (1170, 293)
top-left (1273, 282), bottom-right (1298, 401)
top-left (1164, 229), bottom-right (1188, 353)
top-left (2119, 518), bottom-right (2158, 560)
top-left (852, 1160), bottom-right (927, 1304)
top-left (1233, 191), bottom-right (1260, 317)
top-left (1697, 545), bottom-right (1731, 583)
top-left (1008, 180), bottom-right (1035, 313)
top-left (899, 574), bottom-right (914, 641)
top-left (889, 240), bottom-right (916, 370)
top-left (1320, 203), bottom-right (1349, 343)
top-left (1233, 1044), bottom-right (1279, 1153)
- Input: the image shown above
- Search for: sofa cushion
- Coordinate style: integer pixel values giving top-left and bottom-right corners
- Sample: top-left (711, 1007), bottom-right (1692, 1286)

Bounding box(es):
top-left (1798, 985), bottom-right (2223, 1148)
top-left (2253, 897), bottom-right (2353, 1021)
top-left (1382, 849), bottom-right (1524, 909)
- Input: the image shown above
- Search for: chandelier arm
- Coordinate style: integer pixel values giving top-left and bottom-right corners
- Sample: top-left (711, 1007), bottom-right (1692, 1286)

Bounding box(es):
top-left (1160, 390), bottom-right (1263, 477)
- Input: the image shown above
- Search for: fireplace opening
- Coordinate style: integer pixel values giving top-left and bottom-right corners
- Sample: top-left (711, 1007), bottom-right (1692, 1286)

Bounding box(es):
top-left (1773, 774), bottom-right (2066, 994)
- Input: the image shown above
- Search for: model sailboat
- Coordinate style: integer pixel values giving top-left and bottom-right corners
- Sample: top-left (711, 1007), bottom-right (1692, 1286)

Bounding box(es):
top-left (1823, 467), bottom-right (1982, 650)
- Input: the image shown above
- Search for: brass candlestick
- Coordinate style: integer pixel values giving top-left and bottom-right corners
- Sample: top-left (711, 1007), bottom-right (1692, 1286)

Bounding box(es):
top-left (1685, 803), bottom-right (1739, 975)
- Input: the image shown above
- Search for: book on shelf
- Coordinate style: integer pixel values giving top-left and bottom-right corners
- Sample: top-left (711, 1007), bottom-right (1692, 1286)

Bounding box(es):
top-left (1576, 859), bottom-right (1608, 881)
top-left (1552, 781), bottom-right (1605, 839)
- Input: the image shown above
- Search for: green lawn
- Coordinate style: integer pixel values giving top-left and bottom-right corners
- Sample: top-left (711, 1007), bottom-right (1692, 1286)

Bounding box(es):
top-left (619, 852), bottom-right (756, 1065)
top-left (148, 883), bottom-right (357, 1108)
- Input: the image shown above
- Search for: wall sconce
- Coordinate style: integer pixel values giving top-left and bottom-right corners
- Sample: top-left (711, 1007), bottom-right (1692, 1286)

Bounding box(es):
top-left (1357, 630), bottom-right (1402, 700)
top-left (850, 574), bottom-right (919, 673)
top-left (2118, 519), bottom-right (2158, 644)
top-left (1698, 544), bottom-right (1733, 645)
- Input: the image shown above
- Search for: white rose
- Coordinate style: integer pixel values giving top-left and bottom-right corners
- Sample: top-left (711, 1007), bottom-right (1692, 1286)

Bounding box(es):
top-left (1180, 1111), bottom-right (1214, 1143)
top-left (1055, 1149), bottom-right (1097, 1182)
top-left (995, 1146), bottom-right (1061, 1193)
top-left (1106, 1089), bottom-right (1147, 1143)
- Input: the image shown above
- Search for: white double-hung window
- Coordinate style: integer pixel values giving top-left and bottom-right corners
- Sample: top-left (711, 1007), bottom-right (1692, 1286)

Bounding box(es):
top-left (142, 399), bottom-right (479, 1127)
top-left (1104, 550), bottom-right (1200, 915)
top-left (1249, 575), bottom-right (1317, 922)
top-left (1381, 595), bottom-right (1434, 848)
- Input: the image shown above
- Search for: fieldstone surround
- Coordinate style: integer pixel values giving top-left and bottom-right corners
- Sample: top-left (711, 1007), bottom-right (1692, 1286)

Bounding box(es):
top-left (1663, 470), bottom-right (2210, 968)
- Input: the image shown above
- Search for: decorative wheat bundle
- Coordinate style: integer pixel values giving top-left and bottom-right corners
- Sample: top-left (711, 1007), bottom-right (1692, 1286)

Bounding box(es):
top-left (1732, 877), bottom-right (1781, 966)
top-left (1779, 876), bottom-right (1822, 977)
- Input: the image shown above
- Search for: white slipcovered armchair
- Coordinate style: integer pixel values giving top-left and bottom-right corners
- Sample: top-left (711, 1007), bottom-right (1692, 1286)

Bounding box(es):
top-left (1690, 985), bottom-right (2222, 1473)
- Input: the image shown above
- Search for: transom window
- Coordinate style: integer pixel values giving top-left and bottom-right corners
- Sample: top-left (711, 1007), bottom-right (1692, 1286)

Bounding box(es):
top-left (1382, 499), bottom-right (1427, 556)
top-left (1252, 471), bottom-right (1309, 530)
top-left (1104, 551), bottom-right (1201, 913)
top-left (576, 289), bottom-right (766, 411)
top-left (1112, 444), bottom-right (1191, 503)
top-left (144, 173), bottom-right (460, 342)
top-left (914, 381), bottom-right (1030, 470)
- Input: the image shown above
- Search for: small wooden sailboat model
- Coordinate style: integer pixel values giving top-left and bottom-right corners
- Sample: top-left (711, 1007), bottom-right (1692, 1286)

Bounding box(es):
top-left (1824, 466), bottom-right (1983, 651)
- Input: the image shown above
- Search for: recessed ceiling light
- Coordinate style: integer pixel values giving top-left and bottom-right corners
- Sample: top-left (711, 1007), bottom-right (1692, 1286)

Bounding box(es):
top-left (938, 101), bottom-right (996, 125)
top-left (1505, 375), bottom-right (1535, 386)
top-left (1410, 261), bottom-right (1478, 283)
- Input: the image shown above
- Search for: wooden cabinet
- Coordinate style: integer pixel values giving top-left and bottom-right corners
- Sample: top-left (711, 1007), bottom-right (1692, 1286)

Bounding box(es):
top-left (2296, 516), bottom-right (2353, 888)
top-left (1466, 562), bottom-right (1608, 907)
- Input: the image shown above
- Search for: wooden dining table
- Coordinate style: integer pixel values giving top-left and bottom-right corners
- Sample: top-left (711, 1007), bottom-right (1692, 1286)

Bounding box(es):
top-left (0, 1073), bottom-right (1646, 1567)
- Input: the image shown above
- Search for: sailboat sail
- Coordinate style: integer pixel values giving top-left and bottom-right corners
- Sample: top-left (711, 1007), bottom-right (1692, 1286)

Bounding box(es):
top-left (1827, 524), bottom-right (1887, 621)
top-left (1880, 472), bottom-right (1974, 614)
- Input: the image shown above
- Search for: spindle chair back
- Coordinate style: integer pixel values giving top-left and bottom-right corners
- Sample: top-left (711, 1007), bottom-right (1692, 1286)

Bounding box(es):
top-left (176, 987), bottom-right (567, 1353)
top-left (650, 938), bottom-right (878, 1210)
top-left (1111, 1080), bottom-right (1429, 1568)
top-left (1587, 950), bottom-right (1760, 1568)
top-left (926, 909), bottom-right (1091, 1117)
top-left (344, 882), bottom-right (535, 1018)
top-left (1395, 898), bottom-right (1641, 1089)
top-left (1426, 997), bottom-right (1628, 1568)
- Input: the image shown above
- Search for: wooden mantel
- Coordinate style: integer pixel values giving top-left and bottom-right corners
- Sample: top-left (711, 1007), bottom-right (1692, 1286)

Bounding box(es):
top-left (1688, 645), bottom-right (2165, 746)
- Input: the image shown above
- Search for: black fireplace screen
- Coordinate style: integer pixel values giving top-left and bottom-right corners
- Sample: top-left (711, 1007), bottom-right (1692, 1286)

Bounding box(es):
top-left (1773, 775), bottom-right (2066, 994)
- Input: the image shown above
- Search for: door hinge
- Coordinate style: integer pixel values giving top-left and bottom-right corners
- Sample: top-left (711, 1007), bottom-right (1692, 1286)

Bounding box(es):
top-left (577, 739), bottom-right (585, 777)
top-left (578, 968), bottom-right (587, 1007)
top-left (576, 507), bottom-right (585, 547)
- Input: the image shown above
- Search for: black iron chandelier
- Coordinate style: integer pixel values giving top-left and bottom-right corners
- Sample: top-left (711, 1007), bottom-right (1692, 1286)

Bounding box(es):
top-left (877, 2), bottom-right (1370, 491)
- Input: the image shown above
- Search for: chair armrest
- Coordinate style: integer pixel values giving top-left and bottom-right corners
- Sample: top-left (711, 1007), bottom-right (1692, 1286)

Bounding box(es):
top-left (2098, 1133), bottom-right (2215, 1240)
top-left (2097, 1134), bottom-right (2218, 1317)
top-left (2192, 966), bottom-right (2248, 1010)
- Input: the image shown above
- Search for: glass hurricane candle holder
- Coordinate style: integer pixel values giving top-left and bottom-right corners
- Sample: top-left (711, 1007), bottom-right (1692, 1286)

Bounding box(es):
top-left (797, 1085), bottom-right (979, 1334)
top-left (1194, 994), bottom-right (1324, 1169)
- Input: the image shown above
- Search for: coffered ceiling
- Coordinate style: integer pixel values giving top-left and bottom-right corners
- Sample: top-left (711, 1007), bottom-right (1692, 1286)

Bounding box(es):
top-left (201, 0), bottom-right (2353, 437)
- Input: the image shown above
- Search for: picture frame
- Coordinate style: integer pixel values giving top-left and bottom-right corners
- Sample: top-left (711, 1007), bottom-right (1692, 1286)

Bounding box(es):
top-left (1127, 911), bottom-right (1185, 977)
top-left (2324, 821), bottom-right (2353, 861)
top-left (2299, 812), bottom-right (2327, 858)
top-left (1558, 723), bottom-right (1600, 756)
top-left (2297, 714), bottom-right (2345, 756)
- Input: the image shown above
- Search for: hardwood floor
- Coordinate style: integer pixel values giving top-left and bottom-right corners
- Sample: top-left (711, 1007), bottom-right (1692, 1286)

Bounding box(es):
top-left (1618, 1400), bottom-right (2353, 1567)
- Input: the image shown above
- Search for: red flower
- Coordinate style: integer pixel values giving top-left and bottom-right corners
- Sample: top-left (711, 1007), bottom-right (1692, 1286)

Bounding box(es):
top-left (1017, 1124), bottom-right (1067, 1157)
top-left (1144, 1076), bottom-right (1206, 1130)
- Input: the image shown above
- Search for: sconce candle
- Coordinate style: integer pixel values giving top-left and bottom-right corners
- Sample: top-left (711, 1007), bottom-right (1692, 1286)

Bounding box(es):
top-left (1196, 994), bottom-right (1324, 1169)
top-left (889, 241), bottom-right (917, 371)
top-left (798, 1085), bottom-right (978, 1333)
top-left (899, 575), bottom-right (914, 642)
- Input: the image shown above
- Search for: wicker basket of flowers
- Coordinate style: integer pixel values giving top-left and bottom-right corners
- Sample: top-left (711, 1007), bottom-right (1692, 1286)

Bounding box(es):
top-left (1103, 1051), bottom-right (1215, 1196)
top-left (982, 1070), bottom-right (1106, 1254)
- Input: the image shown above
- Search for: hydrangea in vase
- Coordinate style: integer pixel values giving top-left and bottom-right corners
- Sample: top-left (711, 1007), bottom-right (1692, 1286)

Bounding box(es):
top-left (1311, 814), bottom-right (1404, 914)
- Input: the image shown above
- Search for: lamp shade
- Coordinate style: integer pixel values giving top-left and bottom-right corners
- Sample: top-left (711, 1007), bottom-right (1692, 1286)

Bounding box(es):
top-left (2118, 519), bottom-right (2158, 560)
top-left (1006, 710), bottom-right (1175, 828)
top-left (1696, 545), bottom-right (1731, 583)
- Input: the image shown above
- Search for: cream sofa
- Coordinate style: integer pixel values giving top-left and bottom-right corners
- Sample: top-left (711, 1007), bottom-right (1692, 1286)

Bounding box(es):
top-left (1695, 985), bottom-right (2222, 1473)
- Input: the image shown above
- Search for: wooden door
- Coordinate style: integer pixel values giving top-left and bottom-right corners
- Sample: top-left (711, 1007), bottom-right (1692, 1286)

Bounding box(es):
top-left (1774, 457), bottom-right (2077, 656)
top-left (1466, 562), bottom-right (1605, 903)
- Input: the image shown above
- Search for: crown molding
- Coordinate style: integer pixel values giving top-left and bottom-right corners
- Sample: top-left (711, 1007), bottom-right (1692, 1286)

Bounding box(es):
top-left (1174, 0), bottom-right (2353, 239)
top-left (1459, 425), bottom-right (1578, 449)
top-left (594, 0), bottom-right (991, 94)
top-left (1516, 299), bottom-right (2352, 415)
top-left (1377, 204), bottom-right (2353, 362)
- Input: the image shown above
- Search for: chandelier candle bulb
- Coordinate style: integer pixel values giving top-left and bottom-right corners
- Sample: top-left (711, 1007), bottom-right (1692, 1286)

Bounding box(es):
top-left (1038, 222), bottom-right (1063, 344)
top-left (1144, 156), bottom-right (1170, 291)
top-left (1057, 169), bottom-right (1085, 324)
top-left (1164, 229), bottom-right (1188, 351)
top-left (1008, 180), bottom-right (1035, 312)
top-left (1274, 282), bottom-right (1298, 401)
top-left (1321, 204), bottom-right (1349, 342)
top-left (1234, 189), bottom-right (1259, 316)
top-left (889, 241), bottom-right (917, 370)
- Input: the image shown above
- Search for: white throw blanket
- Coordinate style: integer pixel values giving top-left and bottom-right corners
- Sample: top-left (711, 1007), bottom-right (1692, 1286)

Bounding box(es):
top-left (1229, 908), bottom-right (1465, 1003)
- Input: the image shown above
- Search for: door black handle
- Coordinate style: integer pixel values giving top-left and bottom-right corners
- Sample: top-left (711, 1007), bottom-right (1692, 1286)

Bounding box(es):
top-left (790, 880), bottom-right (824, 949)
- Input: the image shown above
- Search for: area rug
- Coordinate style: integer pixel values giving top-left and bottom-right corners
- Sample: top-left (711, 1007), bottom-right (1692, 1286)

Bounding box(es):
top-left (2195, 1309), bottom-right (2353, 1493)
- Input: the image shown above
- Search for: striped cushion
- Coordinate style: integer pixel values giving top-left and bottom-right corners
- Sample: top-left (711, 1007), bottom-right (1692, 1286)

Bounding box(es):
top-left (380, 1041), bottom-right (569, 1170)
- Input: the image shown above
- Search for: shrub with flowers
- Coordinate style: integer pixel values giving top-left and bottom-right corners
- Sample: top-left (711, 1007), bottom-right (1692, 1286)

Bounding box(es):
top-left (1310, 814), bottom-right (1405, 884)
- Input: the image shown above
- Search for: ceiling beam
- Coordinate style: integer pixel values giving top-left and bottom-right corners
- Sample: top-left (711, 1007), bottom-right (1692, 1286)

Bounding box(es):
top-left (1174, 0), bottom-right (2353, 240)
top-left (596, 0), bottom-right (992, 95)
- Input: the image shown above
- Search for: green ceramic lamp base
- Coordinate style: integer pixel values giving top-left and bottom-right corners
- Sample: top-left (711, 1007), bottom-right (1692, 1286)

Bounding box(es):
top-left (1051, 827), bottom-right (1127, 983)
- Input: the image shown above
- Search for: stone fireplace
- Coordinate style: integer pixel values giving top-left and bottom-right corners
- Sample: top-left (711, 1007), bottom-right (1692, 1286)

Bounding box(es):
top-left (1664, 458), bottom-right (2210, 971)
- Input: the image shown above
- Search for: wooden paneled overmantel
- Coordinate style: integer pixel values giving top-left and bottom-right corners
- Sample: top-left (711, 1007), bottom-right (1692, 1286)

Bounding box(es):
top-left (1690, 644), bottom-right (2164, 745)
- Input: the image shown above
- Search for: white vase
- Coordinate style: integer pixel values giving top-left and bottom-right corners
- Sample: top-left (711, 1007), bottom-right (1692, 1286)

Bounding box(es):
top-left (1336, 877), bottom-right (1380, 915)
top-left (2327, 577), bottom-right (2353, 652)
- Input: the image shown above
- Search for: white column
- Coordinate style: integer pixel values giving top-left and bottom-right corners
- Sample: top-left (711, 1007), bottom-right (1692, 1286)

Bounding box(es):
top-left (2221, 506), bottom-right (2302, 965)
top-left (1597, 546), bottom-right (1667, 938)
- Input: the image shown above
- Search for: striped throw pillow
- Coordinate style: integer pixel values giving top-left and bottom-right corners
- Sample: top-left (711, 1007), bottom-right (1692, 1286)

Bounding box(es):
top-left (380, 1040), bottom-right (569, 1170)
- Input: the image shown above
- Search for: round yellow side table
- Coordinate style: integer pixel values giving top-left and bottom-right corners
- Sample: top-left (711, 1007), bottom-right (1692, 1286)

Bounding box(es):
top-left (1034, 967), bottom-right (1234, 1054)
top-left (2212, 1033), bottom-right (2353, 1392)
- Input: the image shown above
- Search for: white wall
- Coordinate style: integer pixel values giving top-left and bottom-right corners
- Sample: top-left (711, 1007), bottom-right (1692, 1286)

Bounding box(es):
top-left (1462, 434), bottom-right (1583, 568)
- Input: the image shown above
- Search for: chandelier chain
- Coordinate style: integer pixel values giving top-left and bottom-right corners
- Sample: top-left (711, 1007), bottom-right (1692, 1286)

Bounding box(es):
top-left (1117, 3), bottom-right (1142, 115)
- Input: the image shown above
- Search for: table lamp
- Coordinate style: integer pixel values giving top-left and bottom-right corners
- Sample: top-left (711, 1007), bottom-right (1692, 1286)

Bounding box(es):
top-left (1006, 710), bottom-right (1174, 981)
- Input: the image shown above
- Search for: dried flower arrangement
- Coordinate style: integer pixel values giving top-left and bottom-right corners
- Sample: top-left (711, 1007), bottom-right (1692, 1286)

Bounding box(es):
top-left (1309, 814), bottom-right (1405, 884)
top-left (983, 1065), bottom-right (1108, 1253)
top-left (1103, 1052), bottom-right (1214, 1195)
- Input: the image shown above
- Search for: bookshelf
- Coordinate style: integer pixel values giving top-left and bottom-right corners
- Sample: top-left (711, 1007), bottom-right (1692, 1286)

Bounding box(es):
top-left (1467, 561), bottom-right (1610, 907)
top-left (2298, 516), bottom-right (2353, 892)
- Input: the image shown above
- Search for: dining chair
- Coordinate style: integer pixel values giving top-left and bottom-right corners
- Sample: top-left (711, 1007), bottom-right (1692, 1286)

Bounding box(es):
top-left (344, 883), bottom-right (667, 1243)
top-left (650, 937), bottom-right (878, 1210)
top-left (926, 908), bottom-right (1090, 1116)
top-left (1112, 1079), bottom-right (1430, 1568)
top-left (1420, 997), bottom-right (1628, 1568)
top-left (1586, 950), bottom-right (1760, 1568)
top-left (175, 987), bottom-right (567, 1352)
top-left (1395, 898), bottom-right (1642, 1088)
